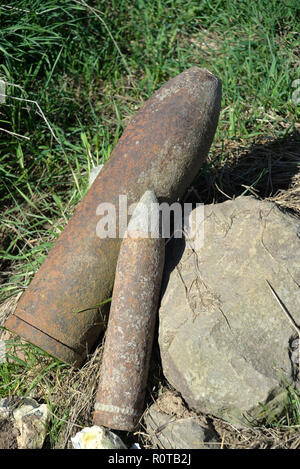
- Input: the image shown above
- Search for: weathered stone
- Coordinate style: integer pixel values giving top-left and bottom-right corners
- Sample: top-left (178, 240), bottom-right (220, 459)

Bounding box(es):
top-left (0, 398), bottom-right (49, 449)
top-left (0, 398), bottom-right (14, 420)
top-left (71, 425), bottom-right (127, 449)
top-left (159, 196), bottom-right (300, 426)
top-left (144, 391), bottom-right (219, 449)
top-left (0, 418), bottom-right (19, 449)
top-left (13, 398), bottom-right (49, 449)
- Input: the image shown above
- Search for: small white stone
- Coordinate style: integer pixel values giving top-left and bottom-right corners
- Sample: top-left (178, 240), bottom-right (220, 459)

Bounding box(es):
top-left (71, 425), bottom-right (127, 449)
top-left (130, 442), bottom-right (141, 449)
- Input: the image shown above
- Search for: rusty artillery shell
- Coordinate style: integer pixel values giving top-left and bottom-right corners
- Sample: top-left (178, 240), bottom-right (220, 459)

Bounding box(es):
top-left (4, 67), bottom-right (222, 366)
top-left (93, 191), bottom-right (164, 431)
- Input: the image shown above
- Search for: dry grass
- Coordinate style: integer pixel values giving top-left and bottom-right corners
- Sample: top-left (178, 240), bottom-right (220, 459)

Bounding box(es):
top-left (51, 346), bottom-right (104, 449)
top-left (212, 418), bottom-right (300, 449)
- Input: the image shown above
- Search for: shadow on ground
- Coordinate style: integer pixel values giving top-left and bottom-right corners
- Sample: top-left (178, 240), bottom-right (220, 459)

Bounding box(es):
top-left (185, 131), bottom-right (300, 212)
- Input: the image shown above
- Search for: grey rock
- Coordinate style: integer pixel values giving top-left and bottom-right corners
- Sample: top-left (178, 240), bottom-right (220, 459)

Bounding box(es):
top-left (13, 399), bottom-right (49, 449)
top-left (0, 418), bottom-right (19, 449)
top-left (144, 391), bottom-right (219, 449)
top-left (0, 398), bottom-right (13, 420)
top-left (0, 398), bottom-right (49, 449)
top-left (159, 196), bottom-right (300, 426)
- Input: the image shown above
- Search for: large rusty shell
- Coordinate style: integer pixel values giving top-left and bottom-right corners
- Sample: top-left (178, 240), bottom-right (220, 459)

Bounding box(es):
top-left (4, 67), bottom-right (222, 366)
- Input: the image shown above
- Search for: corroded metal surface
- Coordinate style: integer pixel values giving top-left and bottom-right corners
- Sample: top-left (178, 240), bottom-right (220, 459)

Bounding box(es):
top-left (93, 234), bottom-right (165, 431)
top-left (93, 190), bottom-right (164, 431)
top-left (4, 67), bottom-right (222, 366)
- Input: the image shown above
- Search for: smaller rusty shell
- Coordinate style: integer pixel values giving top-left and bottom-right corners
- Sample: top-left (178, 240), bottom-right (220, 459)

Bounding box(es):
top-left (93, 191), bottom-right (165, 431)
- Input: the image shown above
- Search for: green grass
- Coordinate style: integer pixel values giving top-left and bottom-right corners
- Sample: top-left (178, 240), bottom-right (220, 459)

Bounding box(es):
top-left (0, 0), bottom-right (299, 448)
top-left (254, 381), bottom-right (300, 436)
top-left (0, 0), bottom-right (299, 301)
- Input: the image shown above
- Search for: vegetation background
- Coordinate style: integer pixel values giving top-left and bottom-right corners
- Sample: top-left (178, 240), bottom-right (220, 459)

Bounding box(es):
top-left (0, 0), bottom-right (299, 448)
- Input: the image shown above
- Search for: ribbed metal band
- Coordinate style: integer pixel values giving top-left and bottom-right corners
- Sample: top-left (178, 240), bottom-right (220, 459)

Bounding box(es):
top-left (94, 402), bottom-right (140, 417)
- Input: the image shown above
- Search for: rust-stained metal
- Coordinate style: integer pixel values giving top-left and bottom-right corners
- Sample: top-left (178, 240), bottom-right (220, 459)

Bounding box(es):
top-left (4, 67), bottom-right (222, 366)
top-left (93, 191), bottom-right (165, 431)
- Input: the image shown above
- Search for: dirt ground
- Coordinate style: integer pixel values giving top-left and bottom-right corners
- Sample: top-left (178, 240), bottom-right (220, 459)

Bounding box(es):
top-left (0, 418), bottom-right (19, 449)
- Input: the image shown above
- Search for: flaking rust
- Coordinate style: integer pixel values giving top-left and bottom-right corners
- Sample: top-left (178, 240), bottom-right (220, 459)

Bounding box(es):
top-left (93, 191), bottom-right (165, 431)
top-left (4, 67), bottom-right (222, 366)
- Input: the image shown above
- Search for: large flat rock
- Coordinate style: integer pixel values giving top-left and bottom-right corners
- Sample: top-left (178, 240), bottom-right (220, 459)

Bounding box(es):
top-left (159, 196), bottom-right (300, 426)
